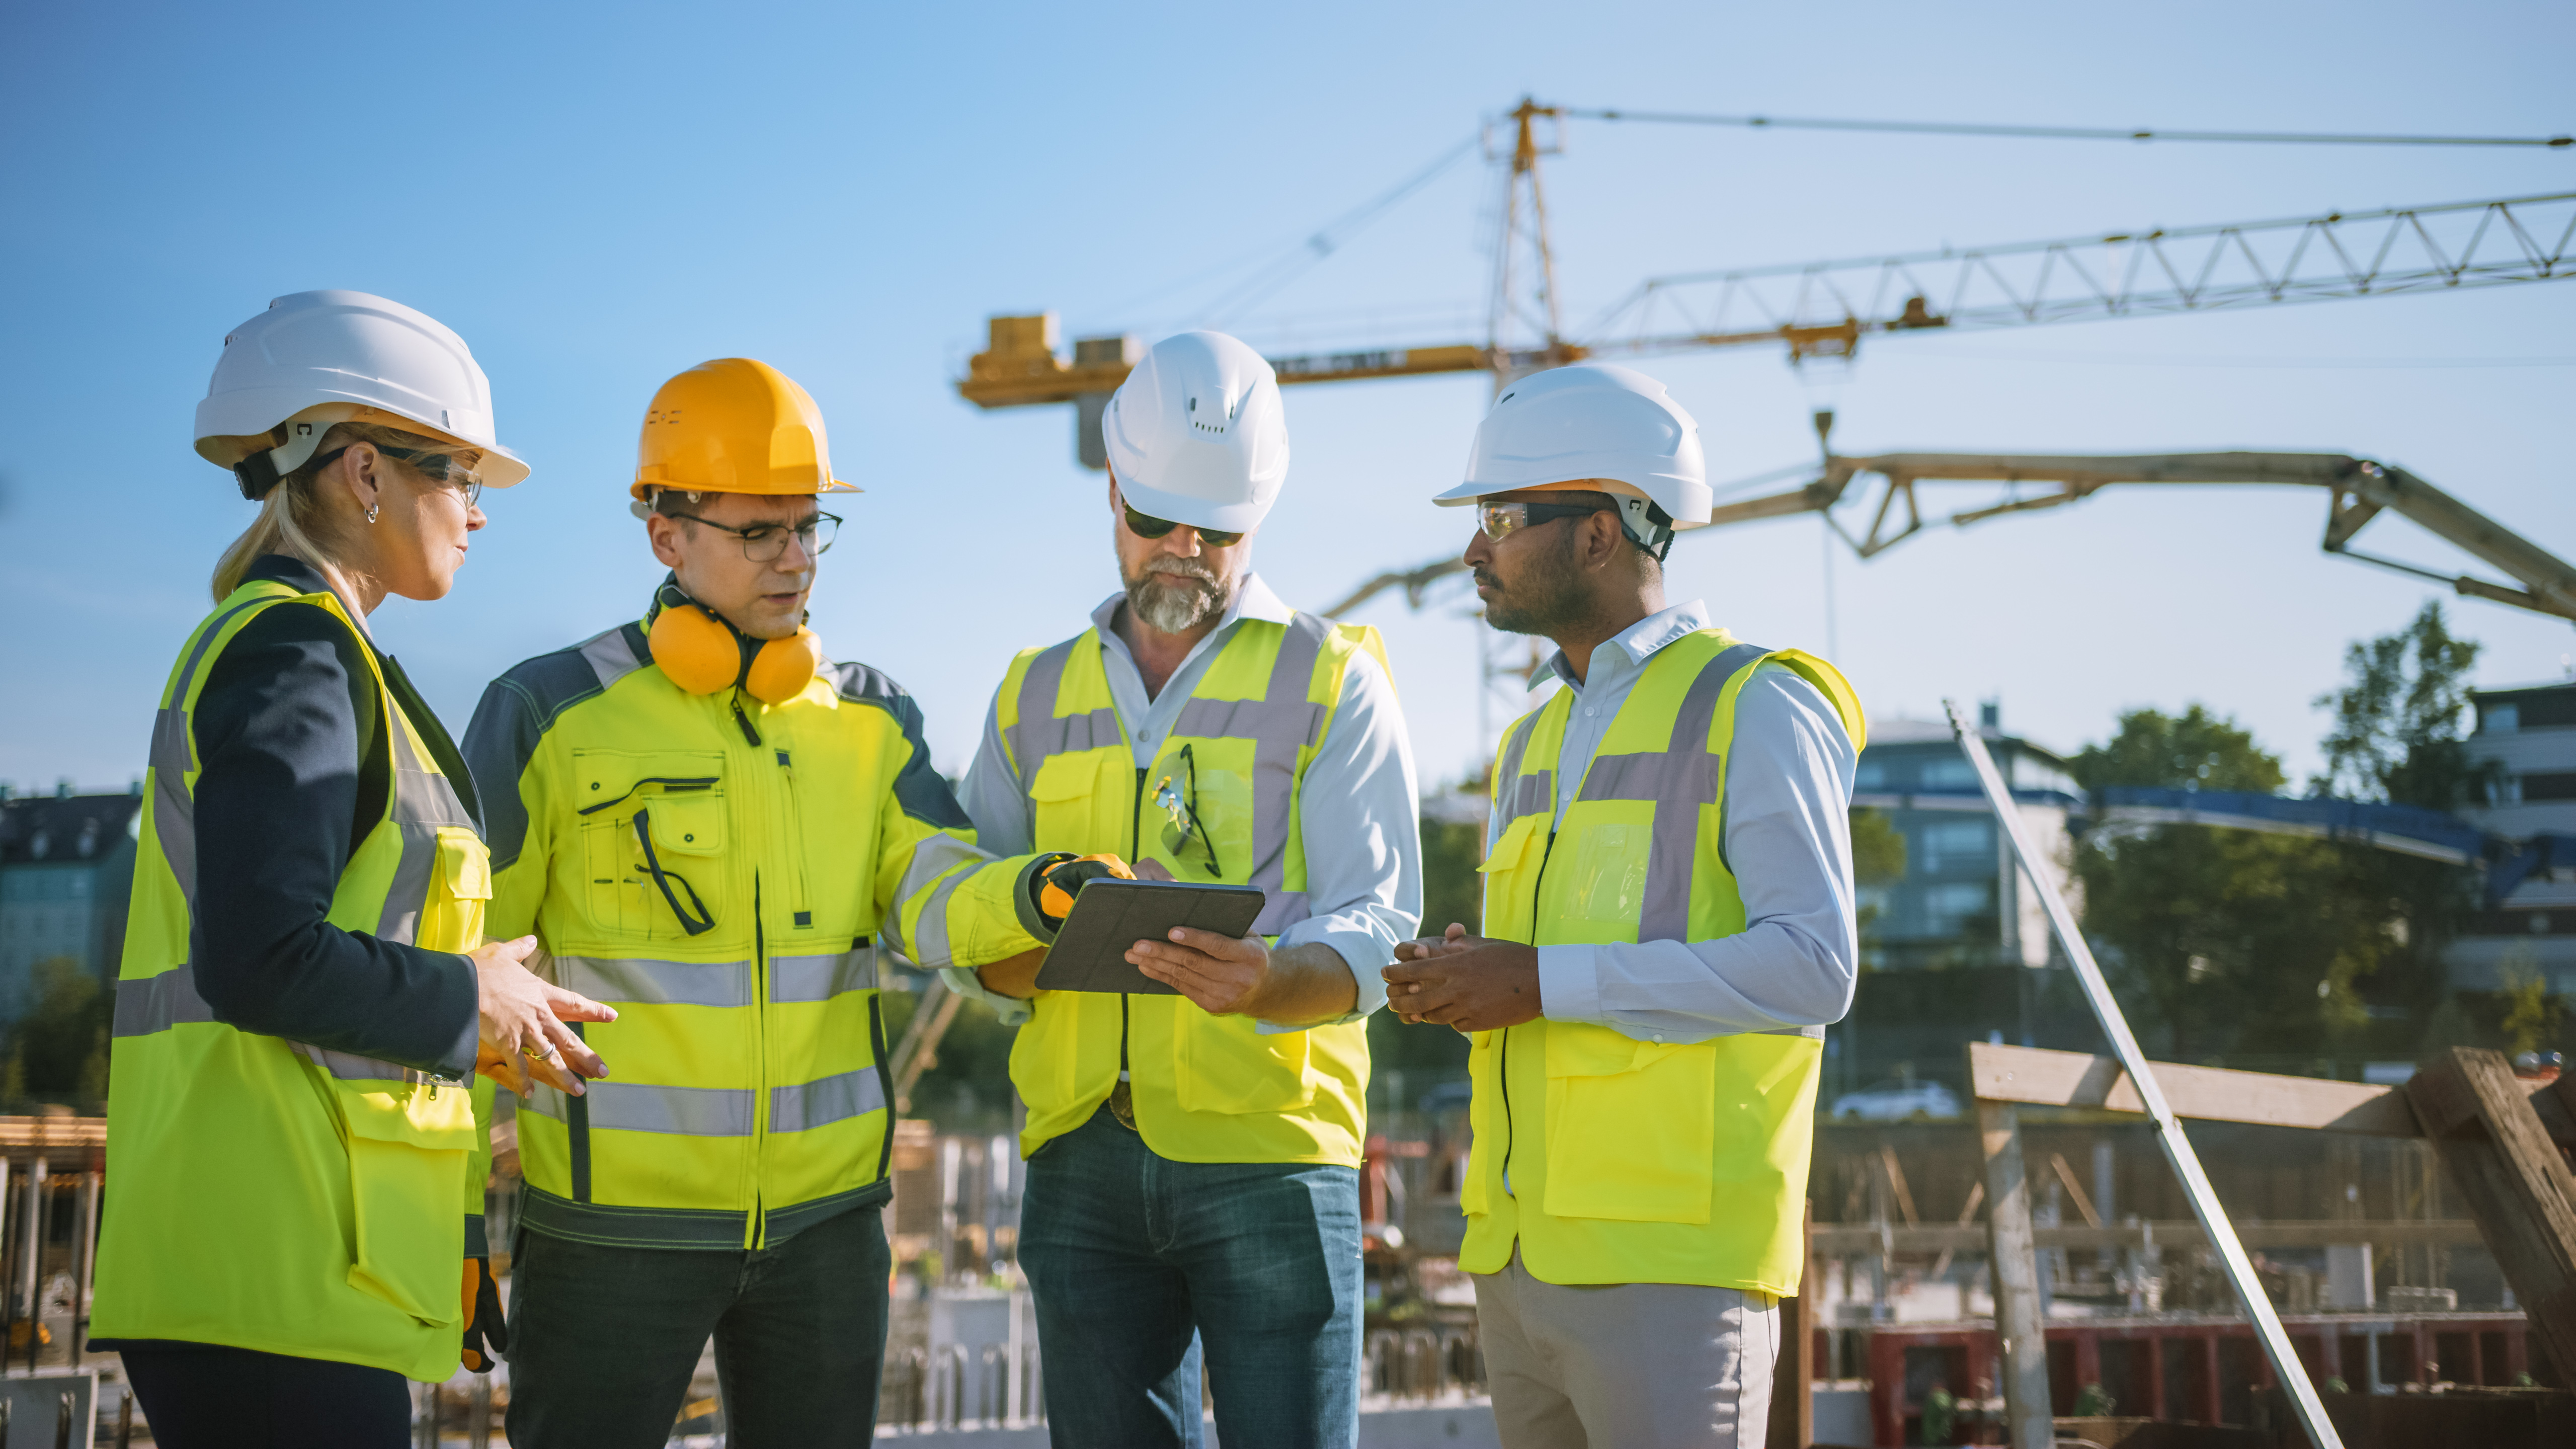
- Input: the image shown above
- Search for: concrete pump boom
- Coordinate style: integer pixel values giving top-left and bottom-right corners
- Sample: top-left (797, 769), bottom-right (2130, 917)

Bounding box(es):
top-left (1321, 451), bottom-right (2576, 627)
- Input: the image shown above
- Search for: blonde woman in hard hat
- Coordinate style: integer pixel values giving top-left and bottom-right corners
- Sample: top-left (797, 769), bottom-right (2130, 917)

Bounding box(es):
top-left (1385, 363), bottom-right (1866, 1449)
top-left (90, 291), bottom-right (616, 1449)
top-left (461, 358), bottom-right (1102, 1447)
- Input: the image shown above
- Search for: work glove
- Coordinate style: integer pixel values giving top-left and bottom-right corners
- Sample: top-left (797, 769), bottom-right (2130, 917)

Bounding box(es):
top-left (460, 1256), bottom-right (509, 1373)
top-left (1032, 853), bottom-right (1135, 926)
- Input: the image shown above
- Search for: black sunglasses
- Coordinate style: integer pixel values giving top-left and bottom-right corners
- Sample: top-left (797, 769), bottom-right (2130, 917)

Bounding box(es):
top-left (1124, 504), bottom-right (1244, 548)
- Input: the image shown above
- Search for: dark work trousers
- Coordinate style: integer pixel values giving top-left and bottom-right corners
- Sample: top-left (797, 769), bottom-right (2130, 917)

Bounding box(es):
top-left (504, 1201), bottom-right (892, 1449)
top-left (121, 1343), bottom-right (412, 1449)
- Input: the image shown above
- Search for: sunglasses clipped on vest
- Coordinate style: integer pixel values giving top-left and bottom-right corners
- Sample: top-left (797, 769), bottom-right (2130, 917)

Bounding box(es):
top-left (645, 578), bottom-right (821, 704)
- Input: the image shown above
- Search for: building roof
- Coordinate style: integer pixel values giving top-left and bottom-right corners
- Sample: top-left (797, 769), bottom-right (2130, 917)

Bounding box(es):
top-left (0, 794), bottom-right (142, 868)
top-left (2473, 679), bottom-right (2576, 699)
top-left (1866, 715), bottom-right (2072, 765)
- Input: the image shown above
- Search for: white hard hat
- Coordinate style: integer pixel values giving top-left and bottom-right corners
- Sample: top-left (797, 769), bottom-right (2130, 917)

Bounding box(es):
top-left (1432, 363), bottom-right (1711, 554)
top-left (1100, 331), bottom-right (1289, 534)
top-left (194, 290), bottom-right (529, 499)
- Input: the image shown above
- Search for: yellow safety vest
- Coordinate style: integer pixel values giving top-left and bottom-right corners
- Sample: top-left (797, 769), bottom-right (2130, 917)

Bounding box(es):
top-left (994, 613), bottom-right (1384, 1165)
top-left (94, 579), bottom-right (490, 1382)
top-left (471, 618), bottom-right (1042, 1249)
top-left (1461, 630), bottom-right (1864, 1294)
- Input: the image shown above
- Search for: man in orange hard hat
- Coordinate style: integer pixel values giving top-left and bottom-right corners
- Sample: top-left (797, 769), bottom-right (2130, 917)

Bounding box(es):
top-left (463, 359), bottom-right (1125, 1446)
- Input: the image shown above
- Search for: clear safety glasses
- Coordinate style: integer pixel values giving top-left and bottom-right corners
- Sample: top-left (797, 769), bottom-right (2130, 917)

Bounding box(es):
top-left (1475, 499), bottom-right (1611, 542)
top-left (1153, 744), bottom-right (1223, 879)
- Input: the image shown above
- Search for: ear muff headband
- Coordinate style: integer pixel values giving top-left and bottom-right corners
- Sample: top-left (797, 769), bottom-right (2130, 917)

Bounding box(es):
top-left (646, 582), bottom-right (820, 704)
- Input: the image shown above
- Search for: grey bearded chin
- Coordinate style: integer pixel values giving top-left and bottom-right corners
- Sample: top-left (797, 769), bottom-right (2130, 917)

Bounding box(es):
top-left (1128, 561), bottom-right (1227, 633)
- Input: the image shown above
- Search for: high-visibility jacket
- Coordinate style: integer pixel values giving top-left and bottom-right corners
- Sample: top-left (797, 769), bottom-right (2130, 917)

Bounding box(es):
top-left (1461, 631), bottom-right (1864, 1294)
top-left (993, 612), bottom-right (1384, 1165)
top-left (467, 614), bottom-right (1046, 1250)
top-left (94, 579), bottom-right (491, 1382)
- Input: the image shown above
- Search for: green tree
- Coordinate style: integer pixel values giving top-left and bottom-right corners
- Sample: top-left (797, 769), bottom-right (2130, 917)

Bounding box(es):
top-left (2497, 955), bottom-right (2557, 1059)
top-left (1849, 808), bottom-right (1905, 962)
top-left (2072, 709), bottom-right (2387, 1060)
top-left (9, 958), bottom-right (112, 1111)
top-left (2312, 601), bottom-right (2488, 1034)
top-left (2315, 601), bottom-right (2487, 810)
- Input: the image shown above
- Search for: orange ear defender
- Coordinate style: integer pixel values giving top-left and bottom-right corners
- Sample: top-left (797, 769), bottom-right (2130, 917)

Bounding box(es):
top-left (645, 580), bottom-right (821, 704)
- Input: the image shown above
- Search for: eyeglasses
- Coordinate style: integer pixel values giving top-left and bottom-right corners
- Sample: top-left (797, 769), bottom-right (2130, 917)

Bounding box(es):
top-left (1152, 744), bottom-right (1223, 878)
top-left (1124, 505), bottom-right (1244, 549)
top-left (667, 510), bottom-right (841, 564)
top-left (1476, 499), bottom-right (1610, 542)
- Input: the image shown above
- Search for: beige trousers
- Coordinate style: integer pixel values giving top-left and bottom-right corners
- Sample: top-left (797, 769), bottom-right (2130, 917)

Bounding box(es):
top-left (1472, 1250), bottom-right (1776, 1449)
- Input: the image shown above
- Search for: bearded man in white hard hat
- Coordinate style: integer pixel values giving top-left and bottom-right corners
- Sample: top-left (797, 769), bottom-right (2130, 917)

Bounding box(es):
top-left (1383, 363), bottom-right (1867, 1449)
top-left (950, 330), bottom-right (1422, 1447)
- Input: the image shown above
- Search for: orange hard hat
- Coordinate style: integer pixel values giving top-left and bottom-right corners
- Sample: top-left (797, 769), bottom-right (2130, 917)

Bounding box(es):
top-left (631, 358), bottom-right (858, 501)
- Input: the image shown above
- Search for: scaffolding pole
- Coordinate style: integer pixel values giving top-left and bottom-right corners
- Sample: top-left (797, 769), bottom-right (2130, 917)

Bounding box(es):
top-left (1945, 698), bottom-right (2342, 1449)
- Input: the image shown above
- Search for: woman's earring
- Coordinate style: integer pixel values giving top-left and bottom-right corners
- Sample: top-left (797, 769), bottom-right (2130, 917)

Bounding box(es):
top-left (366, 503), bottom-right (380, 524)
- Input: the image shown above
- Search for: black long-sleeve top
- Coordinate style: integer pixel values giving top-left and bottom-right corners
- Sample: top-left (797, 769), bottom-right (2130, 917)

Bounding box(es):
top-left (188, 555), bottom-right (479, 1077)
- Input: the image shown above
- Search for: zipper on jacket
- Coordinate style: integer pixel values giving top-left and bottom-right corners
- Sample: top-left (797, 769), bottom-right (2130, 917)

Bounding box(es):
top-left (732, 692), bottom-right (763, 747)
top-left (1119, 765), bottom-right (1146, 1083)
top-left (772, 743), bottom-right (811, 925)
top-left (751, 876), bottom-right (770, 1249)
top-left (1500, 826), bottom-right (1561, 1199)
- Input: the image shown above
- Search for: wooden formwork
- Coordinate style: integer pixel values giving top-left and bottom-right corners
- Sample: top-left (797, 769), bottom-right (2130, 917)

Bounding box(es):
top-left (1964, 1041), bottom-right (2576, 1448)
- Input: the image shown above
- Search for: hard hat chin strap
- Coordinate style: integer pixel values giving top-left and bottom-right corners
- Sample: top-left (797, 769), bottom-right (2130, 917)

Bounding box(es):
top-left (1615, 496), bottom-right (1677, 561)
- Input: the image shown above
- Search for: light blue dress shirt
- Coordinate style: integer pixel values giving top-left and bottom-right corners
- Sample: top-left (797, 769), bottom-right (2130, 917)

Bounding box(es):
top-left (949, 573), bottom-right (1422, 1030)
top-left (1493, 600), bottom-right (1860, 1046)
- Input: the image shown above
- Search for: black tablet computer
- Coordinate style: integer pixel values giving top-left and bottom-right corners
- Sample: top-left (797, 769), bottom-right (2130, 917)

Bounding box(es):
top-left (1034, 880), bottom-right (1267, 994)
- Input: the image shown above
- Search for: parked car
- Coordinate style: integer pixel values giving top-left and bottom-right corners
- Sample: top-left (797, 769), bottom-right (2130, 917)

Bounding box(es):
top-left (1828, 1078), bottom-right (1963, 1121)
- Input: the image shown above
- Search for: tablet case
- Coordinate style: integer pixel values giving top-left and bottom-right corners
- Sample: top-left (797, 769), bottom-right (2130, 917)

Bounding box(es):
top-left (1034, 879), bottom-right (1267, 994)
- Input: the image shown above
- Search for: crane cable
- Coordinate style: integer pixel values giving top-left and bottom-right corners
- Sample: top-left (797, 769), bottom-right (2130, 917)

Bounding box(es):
top-left (1565, 107), bottom-right (2572, 149)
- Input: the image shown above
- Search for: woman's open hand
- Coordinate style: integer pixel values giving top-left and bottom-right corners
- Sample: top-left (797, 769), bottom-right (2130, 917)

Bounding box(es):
top-left (472, 936), bottom-right (616, 1097)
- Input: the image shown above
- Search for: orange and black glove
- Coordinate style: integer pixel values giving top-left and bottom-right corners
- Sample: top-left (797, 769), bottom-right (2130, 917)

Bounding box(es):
top-left (1031, 853), bottom-right (1135, 927)
top-left (461, 1256), bottom-right (509, 1373)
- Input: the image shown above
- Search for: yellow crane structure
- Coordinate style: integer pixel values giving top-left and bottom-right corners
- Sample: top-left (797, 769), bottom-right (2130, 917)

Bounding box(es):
top-left (955, 104), bottom-right (2574, 459)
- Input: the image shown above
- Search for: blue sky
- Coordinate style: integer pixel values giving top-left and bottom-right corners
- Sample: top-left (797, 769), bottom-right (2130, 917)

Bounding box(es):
top-left (4, 1), bottom-right (2571, 800)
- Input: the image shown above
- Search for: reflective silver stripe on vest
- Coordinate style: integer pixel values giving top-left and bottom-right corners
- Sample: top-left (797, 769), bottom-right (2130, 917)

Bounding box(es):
top-left (1170, 613), bottom-right (1332, 937)
top-left (112, 968), bottom-right (217, 1037)
top-left (1508, 642), bottom-right (1773, 943)
top-left (892, 833), bottom-right (987, 968)
top-left (579, 624), bottom-right (646, 692)
top-left (552, 954), bottom-right (755, 1009)
top-left (1005, 638), bottom-right (1089, 780)
top-left (770, 948), bottom-right (877, 1003)
top-left (1011, 615), bottom-right (1339, 938)
top-left (1766, 1024), bottom-right (1830, 1039)
top-left (377, 722), bottom-right (478, 947)
top-left (767, 1067), bottom-right (887, 1133)
top-left (528, 1081), bottom-right (756, 1137)
top-left (147, 597), bottom-right (273, 914)
top-left (292, 1041), bottom-right (423, 1084)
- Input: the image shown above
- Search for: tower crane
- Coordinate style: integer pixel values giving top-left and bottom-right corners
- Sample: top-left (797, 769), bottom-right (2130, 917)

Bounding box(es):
top-left (954, 100), bottom-right (2573, 462)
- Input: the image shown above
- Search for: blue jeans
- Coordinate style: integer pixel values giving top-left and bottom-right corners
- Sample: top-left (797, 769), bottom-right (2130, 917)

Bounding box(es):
top-left (1020, 1106), bottom-right (1362, 1449)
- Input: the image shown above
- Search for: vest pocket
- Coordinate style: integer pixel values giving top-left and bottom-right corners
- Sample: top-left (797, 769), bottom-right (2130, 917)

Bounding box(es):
top-left (1459, 1032), bottom-right (1496, 1216)
top-left (1540, 1023), bottom-right (1716, 1224)
top-left (1028, 752), bottom-right (1123, 852)
top-left (334, 1081), bottom-right (476, 1326)
top-left (415, 826), bottom-right (492, 955)
top-left (1173, 1010), bottom-right (1316, 1115)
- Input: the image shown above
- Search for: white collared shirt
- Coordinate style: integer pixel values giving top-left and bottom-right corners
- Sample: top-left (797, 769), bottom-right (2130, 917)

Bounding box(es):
top-left (951, 572), bottom-right (1422, 1029)
top-left (1502, 600), bottom-right (1860, 1045)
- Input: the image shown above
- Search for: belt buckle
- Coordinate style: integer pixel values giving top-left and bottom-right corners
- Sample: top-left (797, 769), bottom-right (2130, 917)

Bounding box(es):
top-left (1107, 1080), bottom-right (1138, 1131)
